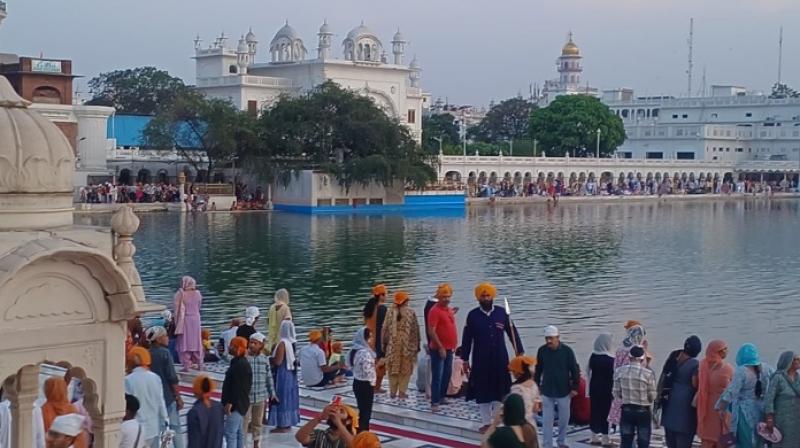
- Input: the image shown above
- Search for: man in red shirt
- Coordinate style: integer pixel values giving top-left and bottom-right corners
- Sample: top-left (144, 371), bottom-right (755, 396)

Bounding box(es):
top-left (427, 283), bottom-right (458, 412)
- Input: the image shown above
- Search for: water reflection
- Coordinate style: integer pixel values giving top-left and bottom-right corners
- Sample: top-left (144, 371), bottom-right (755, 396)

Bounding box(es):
top-left (78, 198), bottom-right (800, 365)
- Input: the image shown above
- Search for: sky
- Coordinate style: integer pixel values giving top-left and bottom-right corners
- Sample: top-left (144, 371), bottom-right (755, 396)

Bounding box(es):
top-left (1, 0), bottom-right (798, 106)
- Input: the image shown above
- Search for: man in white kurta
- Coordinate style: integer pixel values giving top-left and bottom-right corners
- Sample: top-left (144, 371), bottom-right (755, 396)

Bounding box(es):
top-left (125, 348), bottom-right (168, 447)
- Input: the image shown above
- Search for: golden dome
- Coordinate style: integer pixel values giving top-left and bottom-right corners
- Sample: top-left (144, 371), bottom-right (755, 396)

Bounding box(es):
top-left (562, 40), bottom-right (580, 56)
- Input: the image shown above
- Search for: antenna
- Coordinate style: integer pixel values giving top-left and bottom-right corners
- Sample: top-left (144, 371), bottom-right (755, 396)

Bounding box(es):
top-left (687, 18), bottom-right (694, 98)
top-left (700, 66), bottom-right (707, 97)
top-left (778, 26), bottom-right (784, 85)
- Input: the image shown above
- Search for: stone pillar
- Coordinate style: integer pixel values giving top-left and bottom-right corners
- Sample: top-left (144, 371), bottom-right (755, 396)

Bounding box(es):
top-left (10, 365), bottom-right (38, 448)
top-left (177, 171), bottom-right (188, 211)
top-left (111, 206), bottom-right (145, 302)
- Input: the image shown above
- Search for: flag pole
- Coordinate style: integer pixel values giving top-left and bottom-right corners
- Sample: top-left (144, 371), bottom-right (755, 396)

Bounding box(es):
top-left (504, 297), bottom-right (519, 356)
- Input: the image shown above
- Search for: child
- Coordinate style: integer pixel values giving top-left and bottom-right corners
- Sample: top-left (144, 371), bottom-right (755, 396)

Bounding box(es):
top-left (244, 332), bottom-right (276, 448)
top-left (329, 341), bottom-right (351, 379)
top-left (508, 355), bottom-right (542, 427)
top-left (202, 329), bottom-right (220, 363)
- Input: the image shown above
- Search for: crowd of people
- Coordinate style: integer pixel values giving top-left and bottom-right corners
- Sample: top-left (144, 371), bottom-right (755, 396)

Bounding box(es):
top-left (20, 275), bottom-right (798, 448)
top-left (473, 177), bottom-right (797, 199)
top-left (79, 182), bottom-right (184, 204)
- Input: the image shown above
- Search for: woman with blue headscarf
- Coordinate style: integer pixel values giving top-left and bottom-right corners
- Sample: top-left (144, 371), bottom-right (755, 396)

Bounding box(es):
top-left (764, 351), bottom-right (800, 448)
top-left (717, 344), bottom-right (774, 448)
top-left (350, 326), bottom-right (376, 432)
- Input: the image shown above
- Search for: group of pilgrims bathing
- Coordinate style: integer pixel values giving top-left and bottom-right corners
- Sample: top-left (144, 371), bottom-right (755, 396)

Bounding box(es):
top-left (46, 276), bottom-right (790, 448)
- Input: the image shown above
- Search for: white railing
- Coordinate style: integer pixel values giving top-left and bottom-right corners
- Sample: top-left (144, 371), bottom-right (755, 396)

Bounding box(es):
top-left (109, 148), bottom-right (209, 163)
top-left (196, 75), bottom-right (293, 89)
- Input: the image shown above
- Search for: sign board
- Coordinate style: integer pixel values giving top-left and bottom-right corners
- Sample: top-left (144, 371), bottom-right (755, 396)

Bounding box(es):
top-left (31, 59), bottom-right (62, 73)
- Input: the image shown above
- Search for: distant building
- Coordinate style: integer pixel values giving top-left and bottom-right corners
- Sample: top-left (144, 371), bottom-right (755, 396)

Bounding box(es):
top-left (539, 33), bottom-right (599, 105)
top-left (603, 86), bottom-right (800, 164)
top-left (0, 5), bottom-right (114, 188)
top-left (193, 21), bottom-right (426, 141)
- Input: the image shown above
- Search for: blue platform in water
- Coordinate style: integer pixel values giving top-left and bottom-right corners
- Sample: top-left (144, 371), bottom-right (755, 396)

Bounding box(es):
top-left (274, 193), bottom-right (466, 216)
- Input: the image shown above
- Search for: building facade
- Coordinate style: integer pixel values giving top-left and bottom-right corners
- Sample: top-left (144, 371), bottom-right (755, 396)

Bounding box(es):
top-left (539, 33), bottom-right (600, 105)
top-left (193, 21), bottom-right (426, 141)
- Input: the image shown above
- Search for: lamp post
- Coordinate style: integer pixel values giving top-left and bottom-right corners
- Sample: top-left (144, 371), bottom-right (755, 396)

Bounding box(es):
top-left (432, 136), bottom-right (443, 155)
top-left (533, 139), bottom-right (538, 157)
top-left (596, 128), bottom-right (601, 158)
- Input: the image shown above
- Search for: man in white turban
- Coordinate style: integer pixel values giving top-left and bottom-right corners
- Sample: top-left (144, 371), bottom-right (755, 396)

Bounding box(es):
top-left (237, 306), bottom-right (260, 341)
top-left (46, 413), bottom-right (85, 448)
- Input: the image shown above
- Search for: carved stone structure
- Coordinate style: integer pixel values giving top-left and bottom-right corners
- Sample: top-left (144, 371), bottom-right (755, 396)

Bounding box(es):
top-left (0, 74), bottom-right (159, 447)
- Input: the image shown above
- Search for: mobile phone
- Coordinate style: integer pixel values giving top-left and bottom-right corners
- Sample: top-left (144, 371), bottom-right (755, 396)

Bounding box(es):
top-left (330, 395), bottom-right (343, 406)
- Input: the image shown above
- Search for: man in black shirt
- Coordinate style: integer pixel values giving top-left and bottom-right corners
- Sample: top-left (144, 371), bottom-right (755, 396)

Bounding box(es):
top-left (222, 336), bottom-right (252, 448)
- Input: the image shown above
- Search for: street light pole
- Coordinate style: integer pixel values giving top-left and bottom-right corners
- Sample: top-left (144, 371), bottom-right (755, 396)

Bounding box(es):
top-left (432, 136), bottom-right (443, 155)
top-left (596, 128), bottom-right (601, 158)
top-left (533, 139), bottom-right (538, 157)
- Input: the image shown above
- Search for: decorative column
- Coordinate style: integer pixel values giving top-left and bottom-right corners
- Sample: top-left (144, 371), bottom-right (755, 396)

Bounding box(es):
top-left (10, 365), bottom-right (38, 448)
top-left (111, 206), bottom-right (145, 302)
top-left (177, 171), bottom-right (187, 211)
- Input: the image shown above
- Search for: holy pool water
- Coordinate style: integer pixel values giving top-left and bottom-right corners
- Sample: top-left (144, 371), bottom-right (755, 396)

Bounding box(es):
top-left (79, 198), bottom-right (800, 365)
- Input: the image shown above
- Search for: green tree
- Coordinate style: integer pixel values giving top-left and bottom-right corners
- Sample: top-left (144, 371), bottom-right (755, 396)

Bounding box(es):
top-left (86, 67), bottom-right (189, 115)
top-left (422, 113), bottom-right (460, 154)
top-left (471, 97), bottom-right (535, 143)
top-left (246, 81), bottom-right (436, 190)
top-left (769, 83), bottom-right (800, 99)
top-left (529, 95), bottom-right (625, 157)
top-left (143, 90), bottom-right (258, 180)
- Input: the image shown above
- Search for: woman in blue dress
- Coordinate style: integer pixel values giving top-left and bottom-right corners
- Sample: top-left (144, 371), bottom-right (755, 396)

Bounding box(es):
top-left (660, 336), bottom-right (702, 448)
top-left (267, 320), bottom-right (300, 432)
top-left (717, 344), bottom-right (774, 448)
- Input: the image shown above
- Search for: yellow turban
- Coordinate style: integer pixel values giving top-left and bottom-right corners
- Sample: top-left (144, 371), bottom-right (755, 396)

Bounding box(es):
top-left (308, 330), bottom-right (323, 343)
top-left (474, 282), bottom-right (497, 300)
top-left (371, 284), bottom-right (387, 297)
top-left (434, 283), bottom-right (452, 299)
top-left (341, 405), bottom-right (359, 435)
top-left (508, 355), bottom-right (537, 376)
top-left (353, 431), bottom-right (382, 448)
top-left (394, 291), bottom-right (409, 305)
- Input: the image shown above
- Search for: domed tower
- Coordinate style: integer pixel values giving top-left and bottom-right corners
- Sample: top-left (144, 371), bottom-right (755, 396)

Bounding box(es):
top-left (343, 21), bottom-right (383, 63)
top-left (391, 28), bottom-right (407, 65)
top-left (0, 76), bottom-right (75, 229)
top-left (245, 28), bottom-right (258, 60)
top-left (270, 21), bottom-right (307, 63)
top-left (236, 36), bottom-right (250, 74)
top-left (317, 20), bottom-right (333, 60)
top-left (558, 32), bottom-right (582, 91)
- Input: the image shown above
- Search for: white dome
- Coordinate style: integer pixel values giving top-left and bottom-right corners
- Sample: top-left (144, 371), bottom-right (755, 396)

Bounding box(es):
top-left (409, 55), bottom-right (421, 70)
top-left (346, 22), bottom-right (382, 44)
top-left (0, 76), bottom-right (75, 229)
top-left (319, 20), bottom-right (332, 35)
top-left (271, 21), bottom-right (301, 45)
top-left (237, 36), bottom-right (248, 52)
top-left (246, 28), bottom-right (257, 43)
top-left (392, 28), bottom-right (406, 42)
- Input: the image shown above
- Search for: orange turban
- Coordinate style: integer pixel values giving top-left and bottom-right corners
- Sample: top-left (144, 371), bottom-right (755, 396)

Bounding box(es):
top-left (371, 284), bottom-right (387, 297)
top-left (624, 320), bottom-right (642, 329)
top-left (394, 291), bottom-right (409, 305)
top-left (201, 328), bottom-right (211, 340)
top-left (308, 330), bottom-right (323, 343)
top-left (331, 341), bottom-right (343, 352)
top-left (434, 283), bottom-right (452, 299)
top-left (341, 405), bottom-right (359, 435)
top-left (192, 375), bottom-right (216, 407)
top-left (508, 355), bottom-right (537, 376)
top-left (230, 336), bottom-right (248, 357)
top-left (353, 431), bottom-right (381, 448)
top-left (127, 346), bottom-right (151, 367)
top-left (474, 282), bottom-right (497, 300)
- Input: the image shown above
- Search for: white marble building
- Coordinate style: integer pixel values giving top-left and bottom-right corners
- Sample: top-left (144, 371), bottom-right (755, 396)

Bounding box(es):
top-left (193, 21), bottom-right (425, 140)
top-left (603, 86), bottom-right (800, 165)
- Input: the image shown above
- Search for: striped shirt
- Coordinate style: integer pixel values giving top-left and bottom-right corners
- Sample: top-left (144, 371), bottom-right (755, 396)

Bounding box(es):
top-left (246, 354), bottom-right (275, 403)
top-left (613, 362), bottom-right (657, 406)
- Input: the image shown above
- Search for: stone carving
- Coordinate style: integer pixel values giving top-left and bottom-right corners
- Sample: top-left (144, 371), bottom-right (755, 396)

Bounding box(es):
top-left (4, 276), bottom-right (93, 323)
top-left (111, 206), bottom-right (145, 302)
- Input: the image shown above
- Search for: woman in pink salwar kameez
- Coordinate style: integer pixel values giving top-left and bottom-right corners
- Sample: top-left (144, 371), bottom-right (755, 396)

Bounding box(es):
top-left (174, 276), bottom-right (203, 371)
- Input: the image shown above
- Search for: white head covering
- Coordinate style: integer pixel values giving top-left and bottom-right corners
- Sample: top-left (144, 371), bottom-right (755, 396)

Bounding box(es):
top-left (250, 332), bottom-right (266, 343)
top-left (146, 326), bottom-right (167, 343)
top-left (592, 333), bottom-right (614, 356)
top-left (274, 288), bottom-right (290, 305)
top-left (50, 413), bottom-right (85, 437)
top-left (160, 310), bottom-right (172, 321)
top-left (544, 325), bottom-right (559, 337)
top-left (273, 320), bottom-right (297, 370)
top-left (245, 306), bottom-right (260, 326)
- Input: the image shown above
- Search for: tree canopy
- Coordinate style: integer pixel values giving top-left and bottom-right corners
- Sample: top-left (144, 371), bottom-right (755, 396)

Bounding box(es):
top-left (471, 97), bottom-right (535, 143)
top-left (87, 67), bottom-right (189, 115)
top-left (770, 83), bottom-right (800, 99)
top-left (421, 113), bottom-right (460, 154)
top-left (529, 95), bottom-right (625, 157)
top-left (245, 81), bottom-right (435, 189)
top-left (143, 90), bottom-right (258, 178)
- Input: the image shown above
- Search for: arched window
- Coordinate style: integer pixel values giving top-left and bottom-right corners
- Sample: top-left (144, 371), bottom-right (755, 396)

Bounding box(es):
top-left (32, 86), bottom-right (61, 104)
top-left (229, 65), bottom-right (238, 74)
